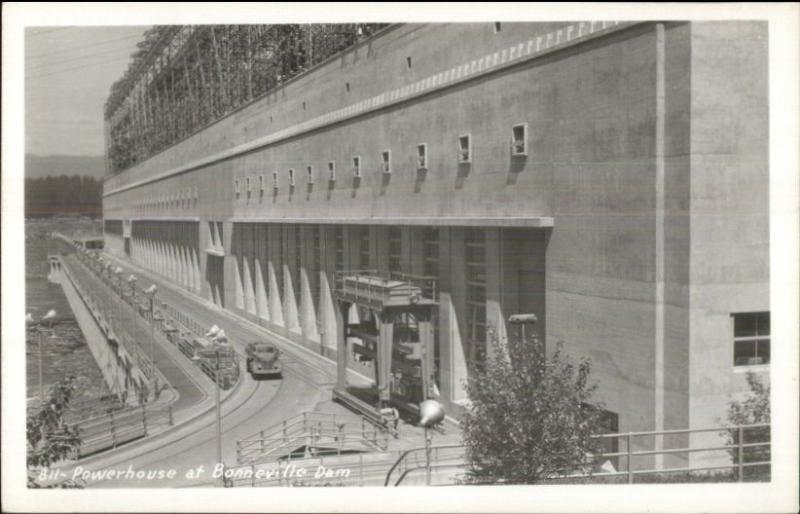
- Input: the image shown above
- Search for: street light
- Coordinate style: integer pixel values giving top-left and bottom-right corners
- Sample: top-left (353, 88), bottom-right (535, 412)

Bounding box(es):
top-left (508, 313), bottom-right (537, 341)
top-left (113, 266), bottom-right (124, 292)
top-left (28, 309), bottom-right (57, 406)
top-left (419, 399), bottom-right (445, 486)
top-left (126, 274), bottom-right (137, 304)
top-left (144, 285), bottom-right (158, 397)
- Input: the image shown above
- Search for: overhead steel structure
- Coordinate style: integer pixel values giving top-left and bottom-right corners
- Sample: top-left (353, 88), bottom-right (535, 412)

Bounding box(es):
top-left (104, 24), bottom-right (390, 174)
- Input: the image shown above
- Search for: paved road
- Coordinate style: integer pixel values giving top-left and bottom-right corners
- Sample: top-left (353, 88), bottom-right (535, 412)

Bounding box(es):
top-left (75, 256), bottom-right (339, 488)
top-left (65, 254), bottom-right (206, 412)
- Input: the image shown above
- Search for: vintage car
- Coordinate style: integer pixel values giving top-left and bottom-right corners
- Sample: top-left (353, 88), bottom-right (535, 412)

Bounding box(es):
top-left (245, 341), bottom-right (283, 379)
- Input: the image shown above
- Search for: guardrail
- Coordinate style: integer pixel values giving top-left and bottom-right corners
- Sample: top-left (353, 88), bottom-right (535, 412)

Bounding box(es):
top-left (70, 403), bottom-right (174, 458)
top-left (236, 411), bottom-right (388, 464)
top-left (383, 423), bottom-right (771, 486)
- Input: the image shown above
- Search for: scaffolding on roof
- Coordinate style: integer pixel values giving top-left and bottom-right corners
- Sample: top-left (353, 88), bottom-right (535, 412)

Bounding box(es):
top-left (104, 24), bottom-right (391, 175)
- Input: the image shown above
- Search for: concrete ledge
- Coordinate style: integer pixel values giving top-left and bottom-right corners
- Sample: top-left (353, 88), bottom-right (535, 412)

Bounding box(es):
top-left (229, 216), bottom-right (555, 228)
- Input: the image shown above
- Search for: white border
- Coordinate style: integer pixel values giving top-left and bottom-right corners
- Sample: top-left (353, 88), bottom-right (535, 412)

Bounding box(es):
top-left (3, 3), bottom-right (798, 513)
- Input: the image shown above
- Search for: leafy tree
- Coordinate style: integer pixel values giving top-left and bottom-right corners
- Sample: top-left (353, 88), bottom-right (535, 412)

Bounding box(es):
top-left (724, 372), bottom-right (770, 480)
top-left (461, 328), bottom-right (604, 484)
top-left (27, 377), bottom-right (83, 488)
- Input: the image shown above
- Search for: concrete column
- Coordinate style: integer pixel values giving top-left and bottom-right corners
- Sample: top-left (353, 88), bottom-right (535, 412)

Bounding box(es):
top-left (243, 256), bottom-right (257, 315)
top-left (178, 245), bottom-right (187, 287)
top-left (320, 225), bottom-right (339, 355)
top-left (267, 261), bottom-right (284, 326)
top-left (319, 271), bottom-right (337, 354)
top-left (221, 220), bottom-right (235, 311)
top-left (335, 301), bottom-right (348, 389)
top-left (233, 257), bottom-right (245, 310)
top-left (485, 228), bottom-right (507, 362)
top-left (441, 227), bottom-right (468, 404)
top-left (254, 258), bottom-right (270, 321)
top-left (418, 315), bottom-right (435, 400)
top-left (299, 267), bottom-right (319, 341)
top-left (283, 264), bottom-right (300, 333)
top-left (377, 311), bottom-right (395, 404)
top-left (373, 226), bottom-right (388, 273)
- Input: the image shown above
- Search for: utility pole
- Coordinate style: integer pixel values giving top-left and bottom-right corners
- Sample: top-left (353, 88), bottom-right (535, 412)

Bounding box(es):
top-left (215, 348), bottom-right (224, 486)
top-left (38, 309), bottom-right (57, 406)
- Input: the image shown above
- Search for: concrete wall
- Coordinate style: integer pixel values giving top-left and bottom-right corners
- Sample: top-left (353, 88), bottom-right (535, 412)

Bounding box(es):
top-left (102, 21), bottom-right (770, 454)
top-left (687, 21), bottom-right (769, 463)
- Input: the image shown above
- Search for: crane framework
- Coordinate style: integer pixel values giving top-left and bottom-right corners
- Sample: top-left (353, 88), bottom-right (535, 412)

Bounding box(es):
top-left (104, 24), bottom-right (390, 175)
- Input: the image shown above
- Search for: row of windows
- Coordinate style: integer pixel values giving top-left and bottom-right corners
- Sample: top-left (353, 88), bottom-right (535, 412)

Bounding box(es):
top-left (134, 187), bottom-right (199, 212)
top-left (232, 124), bottom-right (529, 198)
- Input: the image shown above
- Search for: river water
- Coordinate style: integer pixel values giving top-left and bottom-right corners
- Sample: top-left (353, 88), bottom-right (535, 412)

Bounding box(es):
top-left (25, 219), bottom-right (111, 406)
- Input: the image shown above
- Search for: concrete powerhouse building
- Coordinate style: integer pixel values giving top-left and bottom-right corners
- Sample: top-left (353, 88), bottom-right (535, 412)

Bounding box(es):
top-left (102, 21), bottom-right (769, 463)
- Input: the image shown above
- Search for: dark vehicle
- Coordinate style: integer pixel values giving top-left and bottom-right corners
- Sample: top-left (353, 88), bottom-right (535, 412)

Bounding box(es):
top-left (245, 341), bottom-right (282, 379)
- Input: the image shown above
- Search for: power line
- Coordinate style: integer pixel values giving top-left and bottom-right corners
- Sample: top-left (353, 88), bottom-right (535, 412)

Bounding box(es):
top-left (27, 27), bottom-right (74, 38)
top-left (26, 44), bottom-right (140, 72)
top-left (26, 33), bottom-right (144, 60)
top-left (26, 55), bottom-right (129, 80)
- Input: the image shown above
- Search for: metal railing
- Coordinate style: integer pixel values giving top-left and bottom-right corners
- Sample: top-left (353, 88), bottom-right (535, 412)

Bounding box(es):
top-left (236, 411), bottom-right (389, 464)
top-left (384, 423), bottom-right (771, 486)
top-left (70, 403), bottom-right (174, 458)
top-left (384, 444), bottom-right (465, 486)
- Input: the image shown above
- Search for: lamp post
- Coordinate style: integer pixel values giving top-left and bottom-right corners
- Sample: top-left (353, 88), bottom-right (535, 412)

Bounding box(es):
top-left (114, 266), bottom-right (124, 294)
top-left (419, 399), bottom-right (445, 486)
top-left (508, 313), bottom-right (537, 342)
top-left (215, 348), bottom-right (224, 486)
top-left (126, 274), bottom-right (137, 306)
top-left (28, 309), bottom-right (57, 406)
top-left (144, 284), bottom-right (158, 395)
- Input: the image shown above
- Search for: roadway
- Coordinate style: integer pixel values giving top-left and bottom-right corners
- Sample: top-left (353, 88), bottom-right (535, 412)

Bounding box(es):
top-left (68, 253), bottom-right (345, 488)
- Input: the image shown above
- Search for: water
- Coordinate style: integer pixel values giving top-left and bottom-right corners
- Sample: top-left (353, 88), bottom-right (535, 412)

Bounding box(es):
top-left (25, 219), bottom-right (111, 406)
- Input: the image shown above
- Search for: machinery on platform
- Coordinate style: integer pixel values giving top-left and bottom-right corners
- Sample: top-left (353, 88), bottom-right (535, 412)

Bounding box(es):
top-left (245, 341), bottom-right (283, 380)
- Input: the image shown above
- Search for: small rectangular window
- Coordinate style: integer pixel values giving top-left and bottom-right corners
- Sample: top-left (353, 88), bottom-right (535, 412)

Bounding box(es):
top-left (353, 156), bottom-right (361, 177)
top-left (245, 176), bottom-right (251, 195)
top-left (417, 143), bottom-right (428, 169)
top-left (288, 168), bottom-right (295, 187)
top-left (273, 171), bottom-right (279, 189)
top-left (511, 123), bottom-right (528, 156)
top-left (381, 150), bottom-right (391, 174)
top-left (259, 175), bottom-right (265, 192)
top-left (307, 165), bottom-right (314, 184)
top-left (733, 312), bottom-right (770, 366)
top-left (458, 134), bottom-right (472, 163)
top-left (328, 161), bottom-right (336, 181)
top-left (234, 179), bottom-right (241, 199)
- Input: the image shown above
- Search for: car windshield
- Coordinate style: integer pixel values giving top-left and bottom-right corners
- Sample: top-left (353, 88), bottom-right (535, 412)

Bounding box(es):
top-left (255, 345), bottom-right (275, 354)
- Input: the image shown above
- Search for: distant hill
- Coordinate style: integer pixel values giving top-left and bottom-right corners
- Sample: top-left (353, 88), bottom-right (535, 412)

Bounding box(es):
top-left (25, 154), bottom-right (106, 180)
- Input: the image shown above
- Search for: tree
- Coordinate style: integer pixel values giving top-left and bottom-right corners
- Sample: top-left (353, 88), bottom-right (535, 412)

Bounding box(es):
top-left (461, 328), bottom-right (604, 484)
top-left (724, 372), bottom-right (770, 480)
top-left (27, 377), bottom-right (83, 488)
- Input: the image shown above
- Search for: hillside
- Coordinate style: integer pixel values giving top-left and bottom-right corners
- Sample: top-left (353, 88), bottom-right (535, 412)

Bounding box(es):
top-left (25, 154), bottom-right (106, 180)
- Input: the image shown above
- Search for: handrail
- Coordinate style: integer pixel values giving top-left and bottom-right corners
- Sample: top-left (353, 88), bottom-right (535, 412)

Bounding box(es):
top-left (384, 444), bottom-right (464, 486)
top-left (385, 423), bottom-right (772, 486)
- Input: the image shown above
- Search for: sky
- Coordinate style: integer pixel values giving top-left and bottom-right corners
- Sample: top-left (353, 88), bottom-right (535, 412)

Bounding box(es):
top-left (25, 25), bottom-right (149, 157)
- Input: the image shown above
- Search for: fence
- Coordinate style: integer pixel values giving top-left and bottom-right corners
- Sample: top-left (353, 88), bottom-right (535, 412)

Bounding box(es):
top-left (236, 411), bottom-right (389, 465)
top-left (383, 423), bottom-right (771, 486)
top-left (71, 403), bottom-right (174, 458)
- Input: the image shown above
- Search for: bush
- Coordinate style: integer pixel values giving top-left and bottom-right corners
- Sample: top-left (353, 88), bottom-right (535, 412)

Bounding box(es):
top-left (461, 328), bottom-right (604, 484)
top-left (27, 377), bottom-right (83, 487)
top-left (723, 372), bottom-right (770, 481)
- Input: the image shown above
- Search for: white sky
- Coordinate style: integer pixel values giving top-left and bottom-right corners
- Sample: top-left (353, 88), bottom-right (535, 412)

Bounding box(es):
top-left (25, 25), bottom-right (148, 156)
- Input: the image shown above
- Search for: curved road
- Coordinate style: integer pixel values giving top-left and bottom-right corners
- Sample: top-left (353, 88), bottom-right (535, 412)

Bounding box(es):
top-left (71, 256), bottom-right (343, 488)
